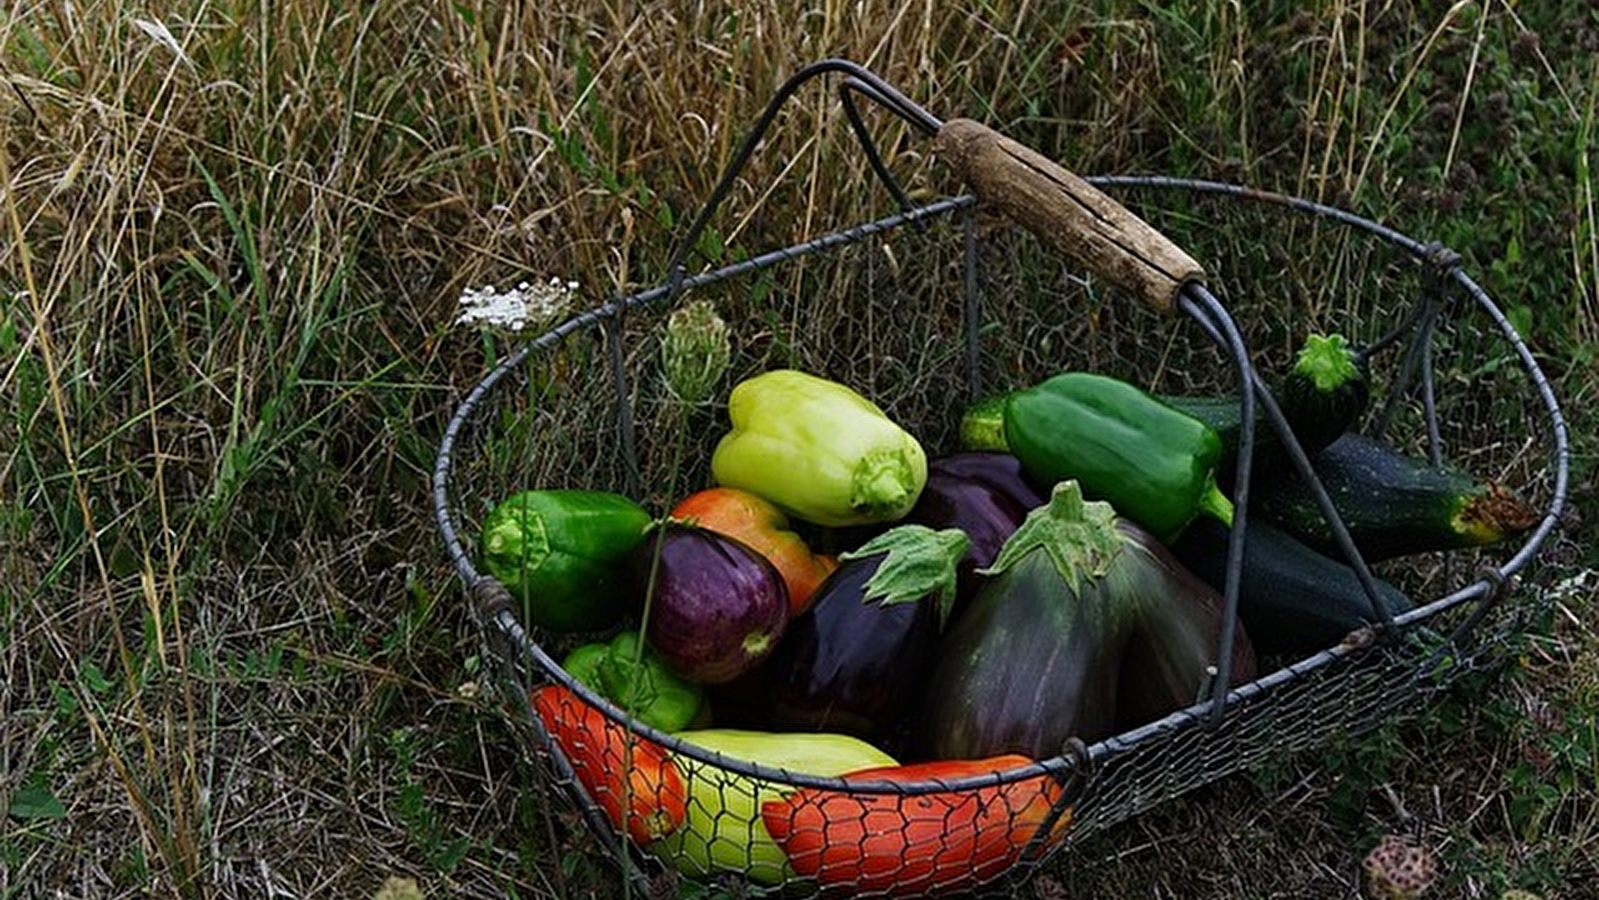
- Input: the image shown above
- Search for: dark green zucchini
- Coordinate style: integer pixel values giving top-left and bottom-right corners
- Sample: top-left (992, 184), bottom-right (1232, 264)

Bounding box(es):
top-left (1162, 332), bottom-right (1369, 481)
top-left (1169, 516), bottom-right (1413, 657)
top-left (1254, 432), bottom-right (1542, 562)
top-left (1279, 333), bottom-right (1370, 456)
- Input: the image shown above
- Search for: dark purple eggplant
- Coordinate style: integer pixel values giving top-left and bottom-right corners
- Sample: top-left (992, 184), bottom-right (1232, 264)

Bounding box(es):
top-left (632, 522), bottom-right (789, 685)
top-left (906, 452), bottom-right (1047, 602)
top-left (922, 451), bottom-right (1048, 511)
top-left (714, 525), bottom-right (968, 739)
top-left (921, 481), bottom-right (1256, 759)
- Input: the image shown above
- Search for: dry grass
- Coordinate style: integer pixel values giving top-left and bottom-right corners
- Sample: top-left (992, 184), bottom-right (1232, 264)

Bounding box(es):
top-left (2, 1), bottom-right (1596, 898)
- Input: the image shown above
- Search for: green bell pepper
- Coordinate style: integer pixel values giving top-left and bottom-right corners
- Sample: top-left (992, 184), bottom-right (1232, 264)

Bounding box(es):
top-left (478, 489), bottom-right (652, 632)
top-left (1004, 372), bottom-right (1234, 542)
top-left (562, 631), bottom-right (705, 733)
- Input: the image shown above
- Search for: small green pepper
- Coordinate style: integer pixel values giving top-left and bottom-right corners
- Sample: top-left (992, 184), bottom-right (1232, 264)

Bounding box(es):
top-left (478, 489), bottom-right (652, 632)
top-left (1004, 372), bottom-right (1234, 542)
top-left (562, 631), bottom-right (705, 733)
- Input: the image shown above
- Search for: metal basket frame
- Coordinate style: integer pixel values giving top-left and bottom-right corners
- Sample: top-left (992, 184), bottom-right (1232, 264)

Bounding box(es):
top-left (431, 59), bottom-right (1570, 896)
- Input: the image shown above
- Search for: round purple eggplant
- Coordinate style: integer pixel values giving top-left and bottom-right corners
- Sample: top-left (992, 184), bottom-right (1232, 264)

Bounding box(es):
top-left (632, 522), bottom-right (789, 685)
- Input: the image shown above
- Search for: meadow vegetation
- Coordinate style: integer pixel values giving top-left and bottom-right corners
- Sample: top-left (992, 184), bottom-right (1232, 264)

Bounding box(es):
top-left (3, 1), bottom-right (1596, 897)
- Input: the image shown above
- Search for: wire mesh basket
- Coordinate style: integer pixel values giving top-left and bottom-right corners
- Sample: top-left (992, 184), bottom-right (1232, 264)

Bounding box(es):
top-left (432, 60), bottom-right (1569, 897)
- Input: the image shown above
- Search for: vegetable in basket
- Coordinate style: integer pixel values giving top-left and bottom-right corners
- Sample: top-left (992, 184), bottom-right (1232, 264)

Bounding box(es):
top-left (715, 525), bottom-right (969, 739)
top-left (711, 369), bottom-right (928, 527)
top-left (653, 728), bottom-right (898, 884)
top-left (1168, 516), bottom-right (1414, 657)
top-left (670, 486), bottom-right (837, 616)
top-left (1252, 431), bottom-right (1543, 561)
top-left (563, 630), bottom-right (706, 733)
top-left (905, 452), bottom-right (1047, 603)
top-left (1004, 372), bottom-right (1235, 542)
top-left (530, 685), bottom-right (687, 845)
top-left (1161, 331), bottom-right (1371, 481)
top-left (631, 522), bottom-right (789, 685)
top-left (478, 489), bottom-right (652, 632)
top-left (921, 481), bottom-right (1255, 759)
top-left (761, 754), bottom-right (1070, 897)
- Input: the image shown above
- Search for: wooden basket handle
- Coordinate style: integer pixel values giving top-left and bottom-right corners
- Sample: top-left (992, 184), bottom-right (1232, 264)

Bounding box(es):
top-left (937, 118), bottom-right (1205, 312)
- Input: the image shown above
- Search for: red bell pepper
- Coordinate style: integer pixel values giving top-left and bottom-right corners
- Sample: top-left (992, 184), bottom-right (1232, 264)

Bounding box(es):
top-left (531, 685), bottom-right (687, 845)
top-left (761, 754), bottom-right (1070, 897)
top-left (671, 487), bottom-right (837, 615)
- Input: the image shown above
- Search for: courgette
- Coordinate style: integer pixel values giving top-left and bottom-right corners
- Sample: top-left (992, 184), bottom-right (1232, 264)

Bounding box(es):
top-left (1279, 333), bottom-right (1371, 455)
top-left (1168, 516), bottom-right (1414, 657)
top-left (1253, 432), bottom-right (1541, 562)
top-left (1161, 332), bottom-right (1369, 481)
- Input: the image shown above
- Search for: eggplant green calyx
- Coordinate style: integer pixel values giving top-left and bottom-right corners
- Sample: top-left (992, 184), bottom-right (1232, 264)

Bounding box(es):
top-left (1294, 333), bottom-right (1361, 393)
top-left (979, 480), bottom-right (1122, 595)
top-left (839, 524), bottom-right (971, 629)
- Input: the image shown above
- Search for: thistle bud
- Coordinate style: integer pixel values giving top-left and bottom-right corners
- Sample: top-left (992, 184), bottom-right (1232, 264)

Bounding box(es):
top-left (661, 300), bottom-right (731, 405)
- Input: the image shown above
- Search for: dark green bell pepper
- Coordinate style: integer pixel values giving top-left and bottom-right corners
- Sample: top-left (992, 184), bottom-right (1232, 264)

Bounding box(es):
top-left (1004, 372), bottom-right (1234, 542)
top-left (563, 631), bottom-right (705, 732)
top-left (478, 489), bottom-right (652, 632)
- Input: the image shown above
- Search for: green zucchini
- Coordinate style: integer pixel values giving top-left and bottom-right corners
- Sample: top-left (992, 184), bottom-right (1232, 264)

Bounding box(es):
top-left (1161, 332), bottom-right (1370, 481)
top-left (1279, 333), bottom-right (1370, 455)
top-left (958, 393), bottom-right (1010, 453)
top-left (1254, 432), bottom-right (1542, 562)
top-left (1168, 516), bottom-right (1413, 657)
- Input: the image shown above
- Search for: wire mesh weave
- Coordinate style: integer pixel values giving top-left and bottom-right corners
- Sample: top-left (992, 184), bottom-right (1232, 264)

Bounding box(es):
top-left (432, 62), bottom-right (1568, 899)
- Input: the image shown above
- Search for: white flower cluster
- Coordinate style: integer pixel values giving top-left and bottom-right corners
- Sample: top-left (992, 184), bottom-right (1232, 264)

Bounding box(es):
top-left (455, 277), bottom-right (579, 331)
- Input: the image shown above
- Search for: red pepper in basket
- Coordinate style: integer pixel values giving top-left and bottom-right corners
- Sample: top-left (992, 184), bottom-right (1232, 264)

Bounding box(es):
top-left (531, 685), bottom-right (687, 845)
top-left (760, 754), bottom-right (1071, 896)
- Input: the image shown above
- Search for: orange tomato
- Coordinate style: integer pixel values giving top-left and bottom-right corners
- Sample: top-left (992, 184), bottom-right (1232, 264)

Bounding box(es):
top-left (670, 487), bottom-right (837, 615)
top-left (761, 754), bottom-right (1071, 897)
top-left (531, 685), bottom-right (687, 845)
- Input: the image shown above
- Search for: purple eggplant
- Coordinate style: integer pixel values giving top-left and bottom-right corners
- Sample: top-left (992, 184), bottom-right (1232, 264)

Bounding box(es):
top-left (906, 452), bottom-right (1047, 603)
top-left (921, 451), bottom-right (1049, 510)
top-left (632, 522), bottom-right (789, 685)
top-left (715, 525), bottom-right (969, 739)
top-left (1113, 522), bottom-right (1258, 732)
top-left (921, 481), bottom-right (1256, 759)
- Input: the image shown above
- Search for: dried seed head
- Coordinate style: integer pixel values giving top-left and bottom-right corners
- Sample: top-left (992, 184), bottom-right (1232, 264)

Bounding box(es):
top-left (1362, 834), bottom-right (1439, 899)
top-left (661, 299), bottom-right (731, 405)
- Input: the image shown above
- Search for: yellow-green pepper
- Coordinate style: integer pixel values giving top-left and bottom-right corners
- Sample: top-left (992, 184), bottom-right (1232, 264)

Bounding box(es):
top-left (652, 729), bottom-right (898, 884)
top-left (711, 370), bottom-right (927, 527)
